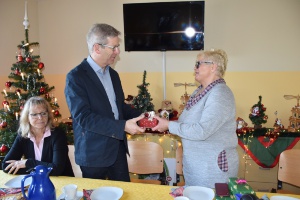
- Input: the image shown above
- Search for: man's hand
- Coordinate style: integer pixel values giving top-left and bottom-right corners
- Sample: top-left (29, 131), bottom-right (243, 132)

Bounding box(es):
top-left (125, 114), bottom-right (146, 135)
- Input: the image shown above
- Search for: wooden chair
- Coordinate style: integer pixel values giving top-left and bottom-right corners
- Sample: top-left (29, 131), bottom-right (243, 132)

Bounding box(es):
top-left (127, 141), bottom-right (164, 185)
top-left (174, 146), bottom-right (185, 186)
top-left (277, 149), bottom-right (300, 194)
top-left (68, 145), bottom-right (82, 178)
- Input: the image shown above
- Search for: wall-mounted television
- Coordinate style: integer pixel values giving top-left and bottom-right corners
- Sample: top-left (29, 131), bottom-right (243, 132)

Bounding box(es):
top-left (123, 1), bottom-right (205, 52)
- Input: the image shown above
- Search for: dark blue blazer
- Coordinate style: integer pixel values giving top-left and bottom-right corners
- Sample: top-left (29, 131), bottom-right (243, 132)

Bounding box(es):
top-left (64, 59), bottom-right (141, 167)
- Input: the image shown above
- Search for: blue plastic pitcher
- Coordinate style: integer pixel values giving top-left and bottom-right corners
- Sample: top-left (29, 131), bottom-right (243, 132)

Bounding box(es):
top-left (21, 165), bottom-right (56, 200)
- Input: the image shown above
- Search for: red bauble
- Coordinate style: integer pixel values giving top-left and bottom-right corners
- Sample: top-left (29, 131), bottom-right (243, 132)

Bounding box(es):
top-left (18, 55), bottom-right (23, 62)
top-left (38, 62), bottom-right (45, 69)
top-left (54, 110), bottom-right (60, 116)
top-left (25, 57), bottom-right (32, 62)
top-left (2, 100), bottom-right (9, 106)
top-left (0, 144), bottom-right (8, 153)
top-left (144, 112), bottom-right (149, 117)
top-left (5, 81), bottom-right (12, 88)
top-left (39, 87), bottom-right (46, 94)
top-left (0, 121), bottom-right (8, 129)
top-left (15, 69), bottom-right (21, 75)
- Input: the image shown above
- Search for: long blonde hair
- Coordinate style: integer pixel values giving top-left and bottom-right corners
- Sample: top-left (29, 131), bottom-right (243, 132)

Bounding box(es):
top-left (18, 96), bottom-right (54, 137)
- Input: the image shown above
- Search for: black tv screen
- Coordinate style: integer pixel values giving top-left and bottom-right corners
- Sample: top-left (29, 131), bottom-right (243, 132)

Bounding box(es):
top-left (123, 1), bottom-right (205, 51)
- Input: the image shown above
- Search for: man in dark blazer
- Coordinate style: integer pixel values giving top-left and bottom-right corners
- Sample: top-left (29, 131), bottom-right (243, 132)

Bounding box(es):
top-left (64, 23), bottom-right (145, 181)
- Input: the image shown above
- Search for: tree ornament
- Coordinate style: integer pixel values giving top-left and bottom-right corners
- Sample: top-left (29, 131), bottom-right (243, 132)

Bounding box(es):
top-left (0, 144), bottom-right (8, 153)
top-left (45, 93), bottom-right (50, 99)
top-left (38, 62), bottom-right (45, 69)
top-left (15, 69), bottom-right (21, 75)
top-left (25, 56), bottom-right (32, 62)
top-left (5, 81), bottom-right (12, 88)
top-left (54, 110), bottom-right (60, 116)
top-left (0, 121), bottom-right (8, 129)
top-left (2, 100), bottom-right (9, 107)
top-left (39, 87), bottom-right (46, 94)
top-left (17, 55), bottom-right (23, 62)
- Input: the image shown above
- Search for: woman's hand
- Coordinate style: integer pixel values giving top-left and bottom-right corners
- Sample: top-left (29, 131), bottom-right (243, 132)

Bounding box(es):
top-left (151, 115), bottom-right (169, 132)
top-left (5, 159), bottom-right (27, 175)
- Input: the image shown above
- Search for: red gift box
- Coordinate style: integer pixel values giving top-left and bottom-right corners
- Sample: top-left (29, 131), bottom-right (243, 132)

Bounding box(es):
top-left (138, 118), bottom-right (158, 128)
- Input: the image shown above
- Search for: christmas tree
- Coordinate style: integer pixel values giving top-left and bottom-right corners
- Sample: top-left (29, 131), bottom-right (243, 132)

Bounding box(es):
top-left (0, 6), bottom-right (61, 156)
top-left (249, 95), bottom-right (268, 128)
top-left (131, 71), bottom-right (155, 113)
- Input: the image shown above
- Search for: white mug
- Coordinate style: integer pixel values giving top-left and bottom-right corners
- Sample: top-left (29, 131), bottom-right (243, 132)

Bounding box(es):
top-left (62, 184), bottom-right (77, 200)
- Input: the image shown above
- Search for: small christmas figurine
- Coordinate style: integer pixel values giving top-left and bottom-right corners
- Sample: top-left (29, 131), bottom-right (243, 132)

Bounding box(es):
top-left (125, 95), bottom-right (134, 105)
top-left (236, 117), bottom-right (249, 134)
top-left (273, 111), bottom-right (284, 130)
top-left (236, 117), bottom-right (248, 129)
top-left (158, 100), bottom-right (178, 120)
top-left (249, 96), bottom-right (268, 129)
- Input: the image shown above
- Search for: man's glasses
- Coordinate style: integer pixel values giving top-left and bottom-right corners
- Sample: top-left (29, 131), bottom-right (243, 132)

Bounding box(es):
top-left (29, 112), bottom-right (48, 119)
top-left (195, 61), bottom-right (214, 69)
top-left (97, 43), bottom-right (120, 52)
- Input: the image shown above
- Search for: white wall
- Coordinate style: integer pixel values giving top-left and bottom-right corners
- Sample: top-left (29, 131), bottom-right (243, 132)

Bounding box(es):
top-left (1, 0), bottom-right (300, 127)
top-left (1, 0), bottom-right (299, 76)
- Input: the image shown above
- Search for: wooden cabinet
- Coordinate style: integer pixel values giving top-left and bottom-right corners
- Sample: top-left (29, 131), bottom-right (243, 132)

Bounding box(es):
top-left (237, 142), bottom-right (300, 194)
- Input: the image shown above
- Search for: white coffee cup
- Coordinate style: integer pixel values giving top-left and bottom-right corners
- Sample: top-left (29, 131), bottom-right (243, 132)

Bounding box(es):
top-left (62, 184), bottom-right (77, 200)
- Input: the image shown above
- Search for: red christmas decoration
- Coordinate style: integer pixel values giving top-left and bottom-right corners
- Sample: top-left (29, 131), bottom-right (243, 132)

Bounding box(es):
top-left (39, 87), bottom-right (46, 94)
top-left (15, 69), bottom-right (21, 75)
top-left (2, 100), bottom-right (9, 107)
top-left (25, 57), bottom-right (32, 62)
top-left (0, 144), bottom-right (8, 153)
top-left (54, 110), bottom-right (60, 116)
top-left (0, 121), bottom-right (8, 129)
top-left (38, 62), bottom-right (45, 69)
top-left (15, 89), bottom-right (21, 94)
top-left (17, 55), bottom-right (23, 62)
top-left (5, 81), bottom-right (12, 88)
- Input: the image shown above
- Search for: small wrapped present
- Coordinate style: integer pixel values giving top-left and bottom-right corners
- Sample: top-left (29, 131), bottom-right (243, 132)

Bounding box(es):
top-left (138, 118), bottom-right (158, 128)
top-left (137, 111), bottom-right (158, 128)
top-left (228, 177), bottom-right (255, 195)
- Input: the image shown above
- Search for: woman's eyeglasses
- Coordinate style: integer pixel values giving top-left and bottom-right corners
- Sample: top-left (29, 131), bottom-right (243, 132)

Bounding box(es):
top-left (195, 61), bottom-right (214, 69)
top-left (29, 112), bottom-right (48, 119)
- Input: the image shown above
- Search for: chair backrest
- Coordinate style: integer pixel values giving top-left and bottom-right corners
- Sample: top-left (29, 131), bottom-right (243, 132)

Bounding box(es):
top-left (68, 145), bottom-right (82, 178)
top-left (278, 149), bottom-right (300, 188)
top-left (127, 141), bottom-right (164, 174)
top-left (176, 146), bottom-right (183, 175)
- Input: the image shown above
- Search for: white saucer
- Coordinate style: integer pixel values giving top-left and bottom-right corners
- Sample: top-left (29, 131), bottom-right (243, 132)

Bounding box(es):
top-left (90, 187), bottom-right (123, 200)
top-left (57, 191), bottom-right (83, 200)
top-left (4, 175), bottom-right (32, 188)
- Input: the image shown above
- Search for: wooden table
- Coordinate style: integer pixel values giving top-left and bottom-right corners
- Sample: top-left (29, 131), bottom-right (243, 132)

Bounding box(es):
top-left (1, 171), bottom-right (300, 200)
